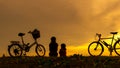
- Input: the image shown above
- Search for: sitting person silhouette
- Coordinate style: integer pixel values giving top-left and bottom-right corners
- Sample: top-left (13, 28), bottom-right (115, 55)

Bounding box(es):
top-left (59, 43), bottom-right (66, 57)
top-left (49, 36), bottom-right (58, 57)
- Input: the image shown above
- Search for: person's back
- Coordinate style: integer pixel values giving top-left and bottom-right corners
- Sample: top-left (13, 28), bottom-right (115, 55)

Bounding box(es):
top-left (49, 36), bottom-right (58, 57)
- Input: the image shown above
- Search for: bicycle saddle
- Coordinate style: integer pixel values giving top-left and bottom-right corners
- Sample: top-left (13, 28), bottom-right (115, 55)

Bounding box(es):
top-left (110, 32), bottom-right (118, 34)
top-left (18, 33), bottom-right (25, 36)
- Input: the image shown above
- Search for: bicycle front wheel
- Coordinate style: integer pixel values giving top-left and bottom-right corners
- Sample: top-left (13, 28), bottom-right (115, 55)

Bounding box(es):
top-left (8, 44), bottom-right (23, 57)
top-left (35, 44), bottom-right (46, 56)
top-left (114, 40), bottom-right (120, 56)
top-left (88, 41), bottom-right (104, 56)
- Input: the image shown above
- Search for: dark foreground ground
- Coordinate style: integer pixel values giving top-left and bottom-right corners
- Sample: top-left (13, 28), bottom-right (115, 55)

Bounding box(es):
top-left (0, 55), bottom-right (120, 68)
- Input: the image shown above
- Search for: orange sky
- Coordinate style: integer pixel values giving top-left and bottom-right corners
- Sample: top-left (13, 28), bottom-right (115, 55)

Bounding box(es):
top-left (0, 0), bottom-right (120, 56)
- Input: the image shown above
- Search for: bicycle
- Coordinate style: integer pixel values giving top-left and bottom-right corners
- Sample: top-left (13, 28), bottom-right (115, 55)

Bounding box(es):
top-left (8, 29), bottom-right (46, 57)
top-left (88, 32), bottom-right (120, 56)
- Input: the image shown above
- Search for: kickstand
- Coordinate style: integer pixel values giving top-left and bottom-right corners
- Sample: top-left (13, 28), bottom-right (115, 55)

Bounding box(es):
top-left (23, 51), bottom-right (26, 56)
top-left (109, 51), bottom-right (112, 56)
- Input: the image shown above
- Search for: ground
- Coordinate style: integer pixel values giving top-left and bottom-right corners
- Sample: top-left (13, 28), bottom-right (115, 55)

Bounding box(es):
top-left (0, 55), bottom-right (120, 68)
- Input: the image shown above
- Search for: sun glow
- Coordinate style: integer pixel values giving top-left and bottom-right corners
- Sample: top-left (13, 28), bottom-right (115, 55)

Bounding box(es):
top-left (67, 43), bottom-right (89, 56)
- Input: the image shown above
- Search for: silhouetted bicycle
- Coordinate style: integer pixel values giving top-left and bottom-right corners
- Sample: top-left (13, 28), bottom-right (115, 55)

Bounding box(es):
top-left (88, 32), bottom-right (120, 56)
top-left (8, 29), bottom-right (46, 57)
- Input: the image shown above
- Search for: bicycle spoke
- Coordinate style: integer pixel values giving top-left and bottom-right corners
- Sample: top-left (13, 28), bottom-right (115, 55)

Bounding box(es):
top-left (38, 47), bottom-right (43, 53)
top-left (38, 46), bottom-right (43, 53)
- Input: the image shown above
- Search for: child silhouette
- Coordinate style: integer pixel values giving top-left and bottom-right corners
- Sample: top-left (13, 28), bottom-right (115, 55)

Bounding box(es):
top-left (59, 43), bottom-right (66, 57)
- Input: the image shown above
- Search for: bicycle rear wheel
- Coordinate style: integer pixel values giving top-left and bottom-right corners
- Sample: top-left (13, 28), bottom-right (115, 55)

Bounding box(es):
top-left (8, 44), bottom-right (23, 57)
top-left (88, 41), bottom-right (104, 56)
top-left (35, 44), bottom-right (46, 56)
top-left (114, 40), bottom-right (120, 56)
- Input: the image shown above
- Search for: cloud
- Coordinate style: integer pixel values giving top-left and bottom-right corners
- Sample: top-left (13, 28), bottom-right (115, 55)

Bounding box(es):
top-left (0, 0), bottom-right (120, 46)
top-left (0, 0), bottom-right (79, 24)
top-left (93, 0), bottom-right (120, 18)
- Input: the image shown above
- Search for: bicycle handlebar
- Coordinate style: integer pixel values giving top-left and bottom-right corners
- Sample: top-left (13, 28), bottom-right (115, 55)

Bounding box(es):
top-left (28, 31), bottom-right (32, 34)
top-left (28, 29), bottom-right (39, 34)
top-left (96, 33), bottom-right (101, 38)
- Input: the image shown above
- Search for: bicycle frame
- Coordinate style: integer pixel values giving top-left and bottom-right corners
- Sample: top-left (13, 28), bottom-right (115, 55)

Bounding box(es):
top-left (96, 33), bottom-right (118, 47)
top-left (28, 41), bottom-right (38, 49)
top-left (96, 33), bottom-right (119, 55)
top-left (20, 37), bottom-right (38, 52)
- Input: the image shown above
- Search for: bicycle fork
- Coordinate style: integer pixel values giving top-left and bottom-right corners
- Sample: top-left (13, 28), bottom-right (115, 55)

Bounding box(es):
top-left (94, 43), bottom-right (99, 50)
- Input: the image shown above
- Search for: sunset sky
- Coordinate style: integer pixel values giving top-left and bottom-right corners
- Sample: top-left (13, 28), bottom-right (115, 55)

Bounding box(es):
top-left (0, 0), bottom-right (120, 56)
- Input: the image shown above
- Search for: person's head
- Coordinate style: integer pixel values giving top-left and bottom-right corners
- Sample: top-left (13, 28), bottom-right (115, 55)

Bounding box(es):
top-left (51, 36), bottom-right (56, 42)
top-left (61, 43), bottom-right (66, 49)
